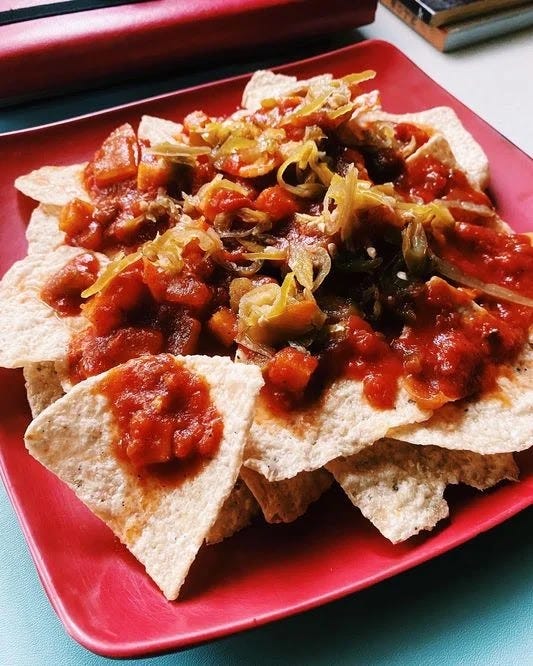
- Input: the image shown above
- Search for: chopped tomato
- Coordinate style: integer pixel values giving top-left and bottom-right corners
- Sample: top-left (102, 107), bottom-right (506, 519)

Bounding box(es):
top-left (59, 198), bottom-right (104, 251)
top-left (143, 261), bottom-right (212, 311)
top-left (163, 309), bottom-right (202, 355)
top-left (137, 156), bottom-right (171, 192)
top-left (398, 155), bottom-right (491, 207)
top-left (254, 185), bottom-right (299, 222)
top-left (266, 346), bottom-right (318, 394)
top-left (41, 253), bottom-right (100, 316)
top-left (191, 156), bottom-right (216, 193)
top-left (59, 198), bottom-right (94, 236)
top-left (343, 316), bottom-right (403, 409)
top-left (204, 188), bottom-right (253, 222)
top-left (100, 354), bottom-right (223, 468)
top-left (207, 307), bottom-right (237, 347)
top-left (68, 326), bottom-right (164, 384)
top-left (91, 123), bottom-right (139, 188)
top-left (82, 263), bottom-right (148, 335)
top-left (394, 122), bottom-right (430, 149)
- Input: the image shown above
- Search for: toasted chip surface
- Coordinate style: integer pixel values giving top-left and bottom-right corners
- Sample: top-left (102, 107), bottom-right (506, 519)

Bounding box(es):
top-left (25, 204), bottom-right (67, 256)
top-left (138, 115), bottom-right (184, 146)
top-left (23, 362), bottom-right (64, 417)
top-left (240, 466), bottom-right (332, 523)
top-left (206, 478), bottom-right (260, 544)
top-left (328, 438), bottom-right (518, 543)
top-left (25, 355), bottom-right (264, 599)
top-left (243, 394), bottom-right (321, 481)
top-left (244, 380), bottom-right (430, 481)
top-left (15, 163), bottom-right (89, 206)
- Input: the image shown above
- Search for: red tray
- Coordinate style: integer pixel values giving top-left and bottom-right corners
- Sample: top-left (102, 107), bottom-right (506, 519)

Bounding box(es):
top-left (0, 40), bottom-right (532, 658)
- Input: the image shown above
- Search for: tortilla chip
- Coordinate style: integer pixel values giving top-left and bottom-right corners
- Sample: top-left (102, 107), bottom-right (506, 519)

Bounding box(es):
top-left (391, 344), bottom-right (533, 455)
top-left (138, 115), bottom-right (184, 146)
top-left (25, 204), bottom-right (66, 256)
top-left (15, 163), bottom-right (89, 206)
top-left (25, 355), bottom-right (264, 600)
top-left (242, 70), bottom-right (334, 112)
top-left (23, 362), bottom-right (64, 417)
top-left (0, 247), bottom-right (94, 367)
top-left (406, 133), bottom-right (457, 168)
top-left (240, 466), bottom-right (332, 523)
top-left (206, 478), bottom-right (260, 544)
top-left (243, 393), bottom-right (321, 481)
top-left (244, 380), bottom-right (430, 482)
top-left (243, 72), bottom-right (489, 190)
top-left (371, 107), bottom-right (489, 190)
top-left (327, 438), bottom-right (518, 543)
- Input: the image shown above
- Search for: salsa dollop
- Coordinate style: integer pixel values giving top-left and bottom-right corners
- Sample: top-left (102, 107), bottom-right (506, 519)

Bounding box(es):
top-left (100, 354), bottom-right (223, 469)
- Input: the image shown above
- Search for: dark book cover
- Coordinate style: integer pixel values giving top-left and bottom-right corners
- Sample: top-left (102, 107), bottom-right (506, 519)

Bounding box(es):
top-left (382, 0), bottom-right (533, 50)
top-left (394, 0), bottom-right (531, 26)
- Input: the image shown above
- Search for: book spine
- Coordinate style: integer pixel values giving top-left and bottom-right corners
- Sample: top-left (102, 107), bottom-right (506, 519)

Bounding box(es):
top-left (390, 0), bottom-right (435, 24)
top-left (380, 0), bottom-right (447, 50)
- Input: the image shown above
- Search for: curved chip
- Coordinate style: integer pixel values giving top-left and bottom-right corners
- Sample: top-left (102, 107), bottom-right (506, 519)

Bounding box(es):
top-left (25, 204), bottom-right (67, 256)
top-left (138, 115), bottom-right (184, 146)
top-left (240, 466), bottom-right (332, 524)
top-left (243, 379), bottom-right (431, 482)
top-left (15, 163), bottom-right (89, 206)
top-left (327, 438), bottom-right (518, 543)
top-left (206, 478), bottom-right (260, 545)
top-left (23, 362), bottom-right (64, 418)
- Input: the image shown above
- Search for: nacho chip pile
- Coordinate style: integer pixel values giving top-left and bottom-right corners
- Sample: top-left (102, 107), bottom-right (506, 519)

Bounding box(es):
top-left (1, 69), bottom-right (532, 599)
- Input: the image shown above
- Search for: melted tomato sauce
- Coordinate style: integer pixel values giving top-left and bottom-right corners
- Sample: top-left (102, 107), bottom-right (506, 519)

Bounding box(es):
top-left (392, 279), bottom-right (526, 408)
top-left (47, 116), bottom-right (533, 416)
top-left (100, 354), bottom-right (223, 469)
top-left (398, 155), bottom-right (491, 207)
top-left (433, 221), bottom-right (533, 298)
top-left (319, 316), bottom-right (403, 410)
top-left (41, 252), bottom-right (100, 316)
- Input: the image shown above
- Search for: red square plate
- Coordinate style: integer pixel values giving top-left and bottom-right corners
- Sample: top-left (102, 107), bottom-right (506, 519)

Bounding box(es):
top-left (0, 40), bottom-right (532, 658)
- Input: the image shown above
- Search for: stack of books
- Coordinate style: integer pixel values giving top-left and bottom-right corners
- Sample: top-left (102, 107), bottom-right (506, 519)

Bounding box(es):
top-left (380, 0), bottom-right (533, 51)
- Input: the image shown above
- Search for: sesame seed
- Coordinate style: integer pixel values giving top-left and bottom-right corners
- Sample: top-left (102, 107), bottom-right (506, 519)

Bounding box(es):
top-left (366, 246), bottom-right (377, 259)
top-left (396, 271), bottom-right (408, 281)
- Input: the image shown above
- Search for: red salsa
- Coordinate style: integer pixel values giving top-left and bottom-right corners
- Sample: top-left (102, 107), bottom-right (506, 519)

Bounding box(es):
top-left (100, 354), bottom-right (223, 468)
top-left (41, 252), bottom-right (100, 316)
top-left (43, 92), bottom-right (533, 417)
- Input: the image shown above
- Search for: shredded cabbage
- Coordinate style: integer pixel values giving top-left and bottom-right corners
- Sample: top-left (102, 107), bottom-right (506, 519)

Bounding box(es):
top-left (187, 174), bottom-right (252, 216)
top-left (150, 142), bottom-right (211, 160)
top-left (277, 140), bottom-right (334, 198)
top-left (289, 245), bottom-right (331, 291)
top-left (242, 246), bottom-right (287, 261)
top-left (81, 251), bottom-right (142, 299)
top-left (237, 272), bottom-right (326, 347)
top-left (81, 222), bottom-right (222, 298)
top-left (322, 165), bottom-right (360, 239)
